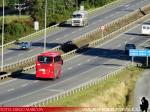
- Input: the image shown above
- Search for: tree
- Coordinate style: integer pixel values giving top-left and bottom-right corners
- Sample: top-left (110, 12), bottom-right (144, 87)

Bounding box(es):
top-left (6, 0), bottom-right (20, 8)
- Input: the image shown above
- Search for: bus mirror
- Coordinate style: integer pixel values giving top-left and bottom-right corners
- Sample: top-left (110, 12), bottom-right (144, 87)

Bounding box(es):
top-left (62, 60), bottom-right (63, 65)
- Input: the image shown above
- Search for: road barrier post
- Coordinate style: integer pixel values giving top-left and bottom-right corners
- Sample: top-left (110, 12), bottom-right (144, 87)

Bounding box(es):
top-left (146, 56), bottom-right (149, 67)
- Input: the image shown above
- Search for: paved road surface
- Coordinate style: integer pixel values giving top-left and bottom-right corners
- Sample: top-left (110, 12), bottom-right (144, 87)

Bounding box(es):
top-left (0, 0), bottom-right (149, 66)
top-left (0, 17), bottom-right (149, 106)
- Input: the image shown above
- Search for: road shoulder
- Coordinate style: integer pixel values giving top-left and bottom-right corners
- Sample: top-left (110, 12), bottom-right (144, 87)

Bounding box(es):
top-left (134, 69), bottom-right (150, 111)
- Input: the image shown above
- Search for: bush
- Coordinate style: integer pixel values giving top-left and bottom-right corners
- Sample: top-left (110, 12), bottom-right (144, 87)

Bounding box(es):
top-left (2, 20), bottom-right (34, 43)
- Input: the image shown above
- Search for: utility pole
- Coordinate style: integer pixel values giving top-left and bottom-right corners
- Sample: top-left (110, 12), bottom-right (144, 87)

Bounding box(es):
top-left (15, 3), bottom-right (26, 18)
top-left (1, 0), bottom-right (4, 72)
top-left (44, 0), bottom-right (47, 52)
top-left (53, 0), bottom-right (55, 14)
top-left (76, 0), bottom-right (78, 10)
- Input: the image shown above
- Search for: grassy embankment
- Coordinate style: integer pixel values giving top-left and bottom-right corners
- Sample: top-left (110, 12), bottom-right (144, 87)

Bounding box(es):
top-left (46, 66), bottom-right (144, 109)
top-left (0, 15), bottom-right (31, 24)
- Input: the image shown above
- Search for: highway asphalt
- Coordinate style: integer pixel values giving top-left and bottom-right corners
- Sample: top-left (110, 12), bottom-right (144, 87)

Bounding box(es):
top-left (0, 0), bottom-right (149, 66)
top-left (0, 17), bottom-right (150, 106)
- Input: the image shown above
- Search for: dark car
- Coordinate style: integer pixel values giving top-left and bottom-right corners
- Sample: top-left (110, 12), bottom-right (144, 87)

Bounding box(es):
top-left (20, 42), bottom-right (32, 50)
top-left (125, 43), bottom-right (136, 55)
top-left (61, 41), bottom-right (78, 53)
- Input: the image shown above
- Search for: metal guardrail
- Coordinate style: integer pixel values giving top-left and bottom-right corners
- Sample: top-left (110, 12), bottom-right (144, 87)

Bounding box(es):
top-left (25, 62), bottom-right (132, 107)
top-left (0, 4), bottom-right (150, 80)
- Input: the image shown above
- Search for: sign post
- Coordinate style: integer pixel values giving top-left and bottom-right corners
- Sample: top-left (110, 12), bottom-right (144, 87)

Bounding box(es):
top-left (146, 56), bottom-right (148, 67)
top-left (132, 56), bottom-right (134, 66)
top-left (1, 0), bottom-right (4, 72)
top-left (129, 49), bottom-right (150, 66)
top-left (101, 25), bottom-right (105, 38)
top-left (129, 49), bottom-right (140, 66)
top-left (34, 21), bottom-right (39, 32)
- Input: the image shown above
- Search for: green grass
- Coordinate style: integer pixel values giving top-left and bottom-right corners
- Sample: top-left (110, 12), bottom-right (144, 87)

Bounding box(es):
top-left (0, 15), bottom-right (31, 24)
top-left (45, 66), bottom-right (143, 108)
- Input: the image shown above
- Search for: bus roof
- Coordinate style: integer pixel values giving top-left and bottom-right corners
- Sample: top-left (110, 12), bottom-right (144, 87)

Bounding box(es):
top-left (37, 51), bottom-right (61, 57)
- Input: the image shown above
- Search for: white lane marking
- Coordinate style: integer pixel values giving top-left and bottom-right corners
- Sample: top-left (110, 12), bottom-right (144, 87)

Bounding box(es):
top-left (8, 88), bottom-right (14, 92)
top-left (0, 59), bottom-right (115, 105)
top-left (6, 57), bottom-right (12, 61)
top-left (56, 38), bottom-right (60, 41)
top-left (68, 67), bottom-right (72, 70)
top-left (18, 54), bottom-right (23, 56)
top-left (45, 89), bottom-right (63, 92)
top-left (27, 50), bottom-right (33, 52)
top-left (87, 59), bottom-right (91, 62)
top-left (0, 71), bottom-right (36, 87)
top-left (124, 4), bottom-right (129, 7)
top-left (0, 79), bottom-right (16, 86)
top-left (0, 50), bottom-right (12, 56)
top-left (117, 44), bottom-right (122, 47)
top-left (78, 63), bottom-right (82, 66)
top-left (64, 34), bottom-right (69, 37)
top-left (105, 16), bottom-right (109, 19)
top-left (98, 19), bottom-right (102, 22)
top-left (72, 31), bottom-right (76, 34)
top-left (109, 13), bottom-right (117, 17)
top-left (34, 38), bottom-right (43, 42)
top-left (124, 41), bottom-right (128, 44)
top-left (21, 84), bottom-right (28, 87)
top-left (130, 38), bottom-right (134, 40)
top-left (33, 80), bottom-right (39, 83)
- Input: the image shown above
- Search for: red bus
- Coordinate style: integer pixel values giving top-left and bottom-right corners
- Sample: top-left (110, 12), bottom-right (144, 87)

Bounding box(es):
top-left (36, 51), bottom-right (63, 79)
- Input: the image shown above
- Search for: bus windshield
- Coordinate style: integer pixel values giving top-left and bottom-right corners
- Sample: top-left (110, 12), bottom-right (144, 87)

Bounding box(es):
top-left (38, 56), bottom-right (52, 64)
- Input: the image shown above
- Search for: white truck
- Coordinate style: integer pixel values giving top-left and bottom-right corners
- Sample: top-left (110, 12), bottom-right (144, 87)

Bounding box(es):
top-left (71, 6), bottom-right (88, 27)
top-left (141, 24), bottom-right (150, 35)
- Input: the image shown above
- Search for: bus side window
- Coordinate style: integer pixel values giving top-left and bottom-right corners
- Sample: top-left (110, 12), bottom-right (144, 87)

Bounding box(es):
top-left (54, 56), bottom-right (61, 63)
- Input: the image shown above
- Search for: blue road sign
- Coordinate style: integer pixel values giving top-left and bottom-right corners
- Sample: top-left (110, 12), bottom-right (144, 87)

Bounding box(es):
top-left (138, 50), bottom-right (147, 56)
top-left (129, 49), bottom-right (150, 56)
top-left (147, 50), bottom-right (150, 56)
top-left (129, 49), bottom-right (139, 56)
